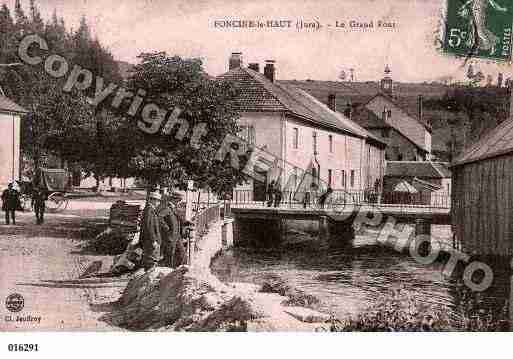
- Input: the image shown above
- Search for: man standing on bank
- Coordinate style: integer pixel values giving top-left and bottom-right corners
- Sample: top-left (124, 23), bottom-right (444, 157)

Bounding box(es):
top-left (32, 185), bottom-right (48, 225)
top-left (140, 191), bottom-right (162, 272)
top-left (158, 190), bottom-right (187, 268)
top-left (2, 183), bottom-right (20, 225)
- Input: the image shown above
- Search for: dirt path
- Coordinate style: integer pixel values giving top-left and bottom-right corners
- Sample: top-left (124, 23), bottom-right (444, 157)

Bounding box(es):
top-left (0, 207), bottom-right (124, 331)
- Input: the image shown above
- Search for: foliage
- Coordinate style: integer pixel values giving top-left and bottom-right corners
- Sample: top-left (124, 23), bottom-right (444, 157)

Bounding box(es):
top-left (113, 51), bottom-right (246, 192)
top-left (424, 86), bottom-right (509, 159)
top-left (0, 0), bottom-right (121, 183)
top-left (323, 288), bottom-right (510, 332)
top-left (1, 2), bottom-right (246, 194)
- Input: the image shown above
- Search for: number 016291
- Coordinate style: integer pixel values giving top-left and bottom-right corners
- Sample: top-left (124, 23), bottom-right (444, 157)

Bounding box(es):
top-left (7, 344), bottom-right (39, 352)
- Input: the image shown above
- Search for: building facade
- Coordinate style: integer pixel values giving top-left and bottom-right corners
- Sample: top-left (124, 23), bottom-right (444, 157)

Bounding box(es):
top-left (0, 95), bottom-right (27, 189)
top-left (218, 53), bottom-right (386, 201)
top-left (384, 161), bottom-right (451, 207)
top-left (452, 115), bottom-right (513, 256)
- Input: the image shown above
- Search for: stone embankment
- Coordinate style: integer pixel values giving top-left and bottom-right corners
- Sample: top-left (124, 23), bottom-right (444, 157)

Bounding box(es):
top-left (104, 219), bottom-right (331, 331)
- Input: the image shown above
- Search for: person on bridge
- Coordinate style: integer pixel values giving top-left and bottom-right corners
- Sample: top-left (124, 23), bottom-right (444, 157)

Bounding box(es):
top-left (273, 182), bottom-right (282, 208)
top-left (318, 187), bottom-right (333, 209)
top-left (32, 185), bottom-right (48, 225)
top-left (2, 183), bottom-right (20, 225)
top-left (140, 191), bottom-right (163, 272)
top-left (266, 180), bottom-right (275, 207)
top-left (158, 190), bottom-right (187, 268)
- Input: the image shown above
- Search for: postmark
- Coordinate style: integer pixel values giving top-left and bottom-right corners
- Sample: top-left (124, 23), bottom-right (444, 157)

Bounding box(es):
top-left (443, 0), bottom-right (513, 61)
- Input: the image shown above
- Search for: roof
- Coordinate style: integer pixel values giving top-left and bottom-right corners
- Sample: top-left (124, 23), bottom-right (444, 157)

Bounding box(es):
top-left (392, 180), bottom-right (418, 193)
top-left (278, 79), bottom-right (449, 102)
top-left (277, 79), bottom-right (449, 119)
top-left (365, 92), bottom-right (432, 132)
top-left (0, 95), bottom-right (27, 114)
top-left (217, 67), bottom-right (385, 145)
top-left (351, 106), bottom-right (389, 129)
top-left (351, 100), bottom-right (429, 153)
top-left (411, 177), bottom-right (441, 192)
top-left (452, 116), bottom-right (513, 167)
top-left (385, 161), bottom-right (452, 179)
top-left (357, 93), bottom-right (431, 153)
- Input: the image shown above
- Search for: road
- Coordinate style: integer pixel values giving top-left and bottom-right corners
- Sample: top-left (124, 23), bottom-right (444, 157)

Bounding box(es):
top-left (0, 201), bottom-right (125, 331)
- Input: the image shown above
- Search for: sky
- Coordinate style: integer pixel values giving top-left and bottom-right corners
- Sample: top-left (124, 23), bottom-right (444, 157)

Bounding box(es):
top-left (5, 0), bottom-right (513, 82)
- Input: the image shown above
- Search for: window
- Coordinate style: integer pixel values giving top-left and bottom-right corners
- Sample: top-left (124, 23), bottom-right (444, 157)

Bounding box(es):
top-left (293, 128), bottom-right (299, 149)
top-left (328, 169), bottom-right (332, 187)
top-left (329, 135), bottom-right (333, 153)
top-left (350, 170), bottom-right (355, 188)
top-left (313, 131), bottom-right (317, 154)
top-left (341, 170), bottom-right (346, 188)
top-left (238, 125), bottom-right (255, 151)
top-left (248, 125), bottom-right (256, 145)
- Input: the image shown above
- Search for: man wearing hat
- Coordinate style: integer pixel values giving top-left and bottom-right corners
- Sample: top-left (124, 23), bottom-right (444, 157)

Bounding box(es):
top-left (158, 191), bottom-right (187, 268)
top-left (139, 191), bottom-right (163, 271)
top-left (2, 183), bottom-right (20, 225)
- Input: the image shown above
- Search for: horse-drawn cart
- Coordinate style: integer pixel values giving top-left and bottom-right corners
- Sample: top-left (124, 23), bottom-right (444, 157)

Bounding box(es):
top-left (40, 168), bottom-right (70, 211)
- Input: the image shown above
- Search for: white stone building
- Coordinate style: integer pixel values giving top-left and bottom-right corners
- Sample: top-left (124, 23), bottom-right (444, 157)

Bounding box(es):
top-left (0, 95), bottom-right (27, 189)
top-left (218, 53), bottom-right (386, 201)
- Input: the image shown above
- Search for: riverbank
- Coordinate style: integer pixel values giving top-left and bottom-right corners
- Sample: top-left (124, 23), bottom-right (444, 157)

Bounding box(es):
top-left (104, 220), bottom-right (331, 331)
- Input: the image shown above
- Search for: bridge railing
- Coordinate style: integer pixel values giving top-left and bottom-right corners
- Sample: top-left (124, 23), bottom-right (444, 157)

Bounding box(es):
top-left (192, 202), bottom-right (221, 241)
top-left (231, 189), bottom-right (450, 209)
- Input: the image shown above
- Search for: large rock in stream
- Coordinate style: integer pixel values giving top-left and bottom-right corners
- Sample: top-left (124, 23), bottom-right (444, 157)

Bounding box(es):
top-left (102, 266), bottom-right (266, 331)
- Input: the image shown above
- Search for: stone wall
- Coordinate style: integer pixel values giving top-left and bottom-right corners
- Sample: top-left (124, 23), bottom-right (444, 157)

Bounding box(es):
top-left (191, 218), bottom-right (234, 271)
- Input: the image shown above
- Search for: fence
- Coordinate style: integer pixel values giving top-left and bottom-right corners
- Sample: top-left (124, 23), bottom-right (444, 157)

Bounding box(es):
top-left (192, 202), bottom-right (221, 241)
top-left (231, 189), bottom-right (450, 209)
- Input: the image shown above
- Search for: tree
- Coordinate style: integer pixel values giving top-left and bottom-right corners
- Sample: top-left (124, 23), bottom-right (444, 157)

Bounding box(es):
top-left (1, 1), bottom-right (121, 184)
top-left (425, 87), bottom-right (509, 157)
top-left (113, 52), bottom-right (246, 193)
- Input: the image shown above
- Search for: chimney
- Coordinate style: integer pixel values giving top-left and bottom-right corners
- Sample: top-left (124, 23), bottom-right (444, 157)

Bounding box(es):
top-left (344, 103), bottom-right (352, 120)
top-left (382, 107), bottom-right (388, 122)
top-left (418, 95), bottom-right (423, 122)
top-left (248, 63), bottom-right (260, 72)
top-left (328, 93), bottom-right (337, 112)
top-left (229, 52), bottom-right (243, 70)
top-left (264, 60), bottom-right (275, 82)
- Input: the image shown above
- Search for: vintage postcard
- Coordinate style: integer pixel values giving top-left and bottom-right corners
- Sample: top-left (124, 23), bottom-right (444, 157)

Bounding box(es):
top-left (0, 0), bottom-right (512, 344)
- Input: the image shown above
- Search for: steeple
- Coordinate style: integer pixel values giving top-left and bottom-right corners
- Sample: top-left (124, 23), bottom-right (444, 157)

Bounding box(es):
top-left (380, 64), bottom-right (393, 96)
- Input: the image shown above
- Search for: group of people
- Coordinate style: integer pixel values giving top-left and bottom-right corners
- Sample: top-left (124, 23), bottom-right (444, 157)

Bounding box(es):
top-left (1, 182), bottom-right (48, 225)
top-left (139, 188), bottom-right (192, 272)
top-left (265, 180), bottom-right (334, 209)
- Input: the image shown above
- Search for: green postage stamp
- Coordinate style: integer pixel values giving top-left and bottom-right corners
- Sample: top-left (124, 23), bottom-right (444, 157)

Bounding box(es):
top-left (443, 0), bottom-right (513, 61)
